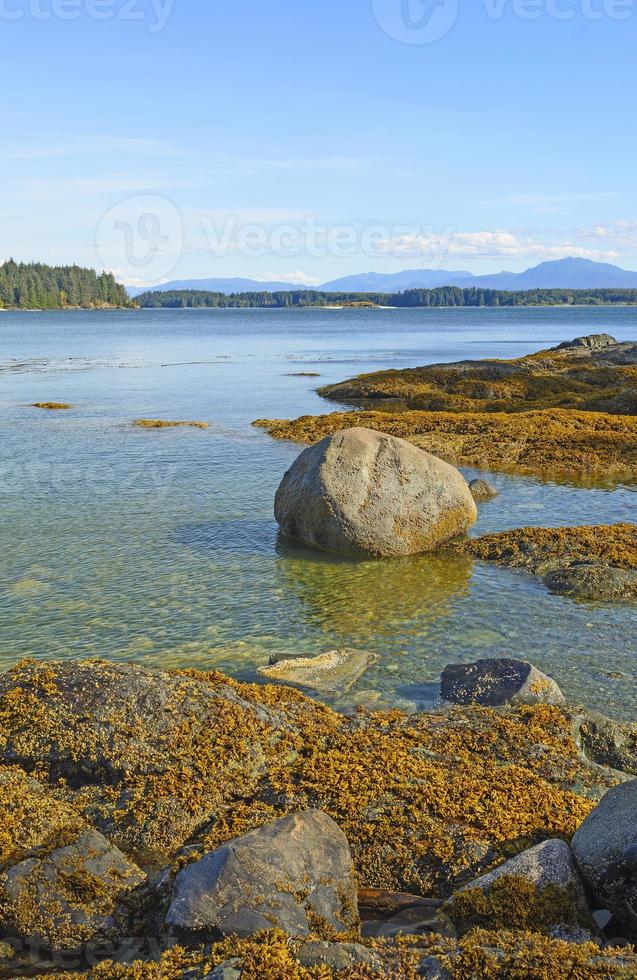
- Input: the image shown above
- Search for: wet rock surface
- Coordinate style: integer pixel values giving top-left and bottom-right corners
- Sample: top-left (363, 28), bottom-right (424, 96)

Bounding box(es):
top-left (0, 829), bottom-right (145, 953)
top-left (274, 426), bottom-right (477, 558)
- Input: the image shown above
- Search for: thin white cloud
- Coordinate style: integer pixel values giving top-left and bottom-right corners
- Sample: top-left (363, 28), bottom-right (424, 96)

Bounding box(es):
top-left (373, 229), bottom-right (620, 263)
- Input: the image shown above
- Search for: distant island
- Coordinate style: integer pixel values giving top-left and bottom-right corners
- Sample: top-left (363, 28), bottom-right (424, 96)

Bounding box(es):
top-left (136, 286), bottom-right (637, 309)
top-left (0, 260), bottom-right (132, 310)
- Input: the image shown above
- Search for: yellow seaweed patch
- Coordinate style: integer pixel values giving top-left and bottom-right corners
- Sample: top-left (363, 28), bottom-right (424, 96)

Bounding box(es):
top-left (31, 402), bottom-right (72, 410)
top-left (132, 419), bottom-right (209, 429)
top-left (254, 408), bottom-right (637, 480)
top-left (452, 523), bottom-right (637, 573)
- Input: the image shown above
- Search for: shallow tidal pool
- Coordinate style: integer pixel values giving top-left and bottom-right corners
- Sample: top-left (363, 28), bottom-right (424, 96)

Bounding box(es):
top-left (1, 306), bottom-right (636, 717)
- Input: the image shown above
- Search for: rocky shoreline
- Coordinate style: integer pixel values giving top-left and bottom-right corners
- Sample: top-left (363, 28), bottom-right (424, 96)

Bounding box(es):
top-left (1, 657), bottom-right (637, 977)
top-left (254, 334), bottom-right (637, 481)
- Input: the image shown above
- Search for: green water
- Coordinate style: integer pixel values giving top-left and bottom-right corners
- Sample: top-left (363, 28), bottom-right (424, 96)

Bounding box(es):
top-left (2, 306), bottom-right (636, 717)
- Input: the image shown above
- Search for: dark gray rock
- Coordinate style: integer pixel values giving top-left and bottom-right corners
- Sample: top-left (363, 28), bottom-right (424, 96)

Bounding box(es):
top-left (544, 564), bottom-right (637, 602)
top-left (297, 941), bottom-right (381, 971)
top-left (274, 426), bottom-right (477, 558)
top-left (468, 478), bottom-right (499, 502)
top-left (166, 810), bottom-right (358, 940)
top-left (440, 658), bottom-right (565, 707)
top-left (572, 780), bottom-right (637, 934)
top-left (0, 829), bottom-right (145, 953)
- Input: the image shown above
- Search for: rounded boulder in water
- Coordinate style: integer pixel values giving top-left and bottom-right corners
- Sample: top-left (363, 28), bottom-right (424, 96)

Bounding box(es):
top-left (274, 426), bottom-right (477, 558)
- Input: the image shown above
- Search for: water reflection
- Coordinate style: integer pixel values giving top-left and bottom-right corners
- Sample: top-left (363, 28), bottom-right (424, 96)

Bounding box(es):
top-left (274, 538), bottom-right (473, 641)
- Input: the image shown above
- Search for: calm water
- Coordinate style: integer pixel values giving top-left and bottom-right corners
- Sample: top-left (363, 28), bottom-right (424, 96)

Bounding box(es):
top-left (2, 306), bottom-right (636, 718)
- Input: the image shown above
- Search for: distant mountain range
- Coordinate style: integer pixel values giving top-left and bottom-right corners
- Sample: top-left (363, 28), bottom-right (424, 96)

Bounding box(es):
top-left (129, 258), bottom-right (637, 297)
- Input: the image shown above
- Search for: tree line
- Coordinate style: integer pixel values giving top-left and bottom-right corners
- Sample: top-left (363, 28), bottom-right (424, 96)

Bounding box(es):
top-left (0, 260), bottom-right (131, 309)
top-left (136, 286), bottom-right (637, 309)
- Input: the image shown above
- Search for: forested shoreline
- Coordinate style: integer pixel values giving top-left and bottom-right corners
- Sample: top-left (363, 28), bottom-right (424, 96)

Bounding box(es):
top-left (0, 260), bottom-right (131, 309)
top-left (137, 285), bottom-right (637, 309)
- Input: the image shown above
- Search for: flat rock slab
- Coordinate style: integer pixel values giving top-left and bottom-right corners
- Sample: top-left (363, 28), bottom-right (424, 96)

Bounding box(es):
top-left (166, 809), bottom-right (358, 940)
top-left (258, 648), bottom-right (377, 694)
top-left (441, 658), bottom-right (565, 707)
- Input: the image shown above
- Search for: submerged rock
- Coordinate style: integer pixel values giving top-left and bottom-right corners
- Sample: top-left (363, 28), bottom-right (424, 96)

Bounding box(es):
top-left (440, 658), bottom-right (565, 707)
top-left (572, 780), bottom-right (637, 935)
top-left (274, 426), bottom-right (477, 558)
top-left (468, 478), bottom-right (499, 501)
top-left (448, 840), bottom-right (591, 936)
top-left (544, 563), bottom-right (637, 602)
top-left (0, 828), bottom-right (145, 953)
top-left (166, 810), bottom-right (358, 939)
top-left (573, 710), bottom-right (637, 776)
top-left (258, 648), bottom-right (376, 694)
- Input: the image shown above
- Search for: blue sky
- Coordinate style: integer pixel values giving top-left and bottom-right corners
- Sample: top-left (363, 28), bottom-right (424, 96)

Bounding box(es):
top-left (1, 0), bottom-right (636, 285)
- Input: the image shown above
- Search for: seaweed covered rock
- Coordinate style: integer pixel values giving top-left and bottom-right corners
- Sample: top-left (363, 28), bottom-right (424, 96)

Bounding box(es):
top-left (255, 408), bottom-right (637, 482)
top-left (0, 829), bottom-right (145, 954)
top-left (274, 426), bottom-right (477, 558)
top-left (440, 658), bottom-right (565, 708)
top-left (452, 524), bottom-right (637, 603)
top-left (0, 660), bottom-right (294, 866)
top-left (572, 780), bottom-right (637, 933)
top-left (573, 711), bottom-right (637, 776)
top-left (447, 840), bottom-right (591, 936)
top-left (316, 334), bottom-right (637, 415)
top-left (166, 810), bottom-right (358, 940)
top-left (544, 563), bottom-right (637, 602)
top-left (0, 660), bottom-right (624, 935)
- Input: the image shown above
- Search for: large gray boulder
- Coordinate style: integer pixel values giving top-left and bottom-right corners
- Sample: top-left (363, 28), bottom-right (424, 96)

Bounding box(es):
top-left (166, 810), bottom-right (358, 939)
top-left (274, 427), bottom-right (477, 558)
top-left (441, 658), bottom-right (565, 707)
top-left (572, 780), bottom-right (637, 932)
top-left (0, 829), bottom-right (145, 953)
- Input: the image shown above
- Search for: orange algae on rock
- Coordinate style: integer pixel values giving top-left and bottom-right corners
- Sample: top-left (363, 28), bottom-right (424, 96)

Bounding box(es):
top-left (253, 408), bottom-right (637, 481)
top-left (451, 523), bottom-right (637, 574)
top-left (132, 419), bottom-right (208, 429)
